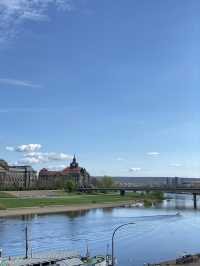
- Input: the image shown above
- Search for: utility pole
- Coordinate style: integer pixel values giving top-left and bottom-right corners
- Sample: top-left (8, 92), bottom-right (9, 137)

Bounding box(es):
top-left (25, 226), bottom-right (28, 259)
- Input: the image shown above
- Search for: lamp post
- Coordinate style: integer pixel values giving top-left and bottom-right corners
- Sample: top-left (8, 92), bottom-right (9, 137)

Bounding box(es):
top-left (111, 222), bottom-right (135, 266)
top-left (25, 225), bottom-right (28, 259)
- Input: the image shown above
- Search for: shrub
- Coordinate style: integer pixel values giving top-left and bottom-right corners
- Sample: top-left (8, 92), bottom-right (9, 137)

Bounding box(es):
top-left (143, 199), bottom-right (152, 207)
top-left (150, 191), bottom-right (164, 200)
top-left (64, 180), bottom-right (76, 193)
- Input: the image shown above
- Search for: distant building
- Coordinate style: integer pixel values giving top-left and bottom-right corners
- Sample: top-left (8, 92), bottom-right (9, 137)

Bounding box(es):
top-left (166, 177), bottom-right (182, 187)
top-left (0, 159), bottom-right (37, 190)
top-left (38, 155), bottom-right (90, 189)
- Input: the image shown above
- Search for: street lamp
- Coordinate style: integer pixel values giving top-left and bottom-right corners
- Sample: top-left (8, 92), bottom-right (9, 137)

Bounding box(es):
top-left (111, 222), bottom-right (135, 266)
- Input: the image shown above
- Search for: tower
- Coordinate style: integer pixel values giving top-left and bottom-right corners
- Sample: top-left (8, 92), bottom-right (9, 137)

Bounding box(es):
top-left (70, 155), bottom-right (79, 168)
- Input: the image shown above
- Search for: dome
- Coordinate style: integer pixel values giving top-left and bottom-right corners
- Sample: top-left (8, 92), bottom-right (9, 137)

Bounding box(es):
top-left (40, 168), bottom-right (48, 172)
top-left (0, 159), bottom-right (9, 170)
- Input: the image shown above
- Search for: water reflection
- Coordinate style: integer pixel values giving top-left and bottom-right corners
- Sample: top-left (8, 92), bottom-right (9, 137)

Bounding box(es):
top-left (0, 194), bottom-right (200, 266)
top-left (65, 210), bottom-right (90, 219)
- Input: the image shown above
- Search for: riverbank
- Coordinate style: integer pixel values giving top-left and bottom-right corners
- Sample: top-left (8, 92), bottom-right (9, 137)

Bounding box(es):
top-left (0, 200), bottom-right (135, 217)
top-left (0, 191), bottom-right (164, 217)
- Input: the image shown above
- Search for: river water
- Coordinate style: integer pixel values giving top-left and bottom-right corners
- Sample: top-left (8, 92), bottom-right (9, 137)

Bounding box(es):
top-left (1, 194), bottom-right (200, 266)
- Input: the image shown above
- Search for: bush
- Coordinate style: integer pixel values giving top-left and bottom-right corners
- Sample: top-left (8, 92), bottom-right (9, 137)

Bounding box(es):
top-left (64, 180), bottom-right (76, 193)
top-left (149, 191), bottom-right (164, 200)
top-left (143, 199), bottom-right (152, 207)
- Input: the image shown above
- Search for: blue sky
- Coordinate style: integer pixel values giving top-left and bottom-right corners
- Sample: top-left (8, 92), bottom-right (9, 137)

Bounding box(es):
top-left (0, 0), bottom-right (199, 177)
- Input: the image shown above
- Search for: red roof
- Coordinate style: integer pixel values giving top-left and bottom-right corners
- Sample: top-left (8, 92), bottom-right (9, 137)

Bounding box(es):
top-left (39, 167), bottom-right (81, 176)
top-left (63, 167), bottom-right (81, 174)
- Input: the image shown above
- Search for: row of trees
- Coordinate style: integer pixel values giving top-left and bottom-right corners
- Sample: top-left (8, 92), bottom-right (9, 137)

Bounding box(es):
top-left (64, 176), bottom-right (115, 192)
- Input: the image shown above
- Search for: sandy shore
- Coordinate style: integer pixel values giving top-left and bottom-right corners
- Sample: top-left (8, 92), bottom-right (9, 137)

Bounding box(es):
top-left (0, 201), bottom-right (134, 218)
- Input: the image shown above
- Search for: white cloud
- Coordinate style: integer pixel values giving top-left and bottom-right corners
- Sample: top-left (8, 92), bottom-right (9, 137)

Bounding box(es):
top-left (21, 151), bottom-right (73, 164)
top-left (17, 157), bottom-right (41, 164)
top-left (129, 167), bottom-right (141, 172)
top-left (7, 143), bottom-right (73, 165)
top-left (48, 152), bottom-right (72, 161)
top-left (15, 144), bottom-right (42, 152)
top-left (116, 157), bottom-right (125, 161)
top-left (6, 146), bottom-right (14, 151)
top-left (20, 11), bottom-right (49, 22)
top-left (170, 163), bottom-right (182, 167)
top-left (6, 144), bottom-right (42, 152)
top-left (146, 152), bottom-right (160, 156)
top-left (0, 78), bottom-right (42, 88)
top-left (23, 152), bottom-right (47, 163)
top-left (0, 0), bottom-right (73, 43)
top-left (47, 165), bottom-right (66, 171)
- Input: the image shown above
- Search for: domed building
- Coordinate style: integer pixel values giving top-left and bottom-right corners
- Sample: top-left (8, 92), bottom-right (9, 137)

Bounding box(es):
top-left (0, 159), bottom-right (37, 190)
top-left (38, 155), bottom-right (90, 189)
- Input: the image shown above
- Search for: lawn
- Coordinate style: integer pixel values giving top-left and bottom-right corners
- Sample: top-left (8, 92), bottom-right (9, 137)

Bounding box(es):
top-left (0, 191), bottom-right (16, 198)
top-left (0, 192), bottom-right (164, 209)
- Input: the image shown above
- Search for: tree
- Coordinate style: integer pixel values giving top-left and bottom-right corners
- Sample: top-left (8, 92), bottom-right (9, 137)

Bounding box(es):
top-left (98, 176), bottom-right (114, 188)
top-left (64, 180), bottom-right (76, 193)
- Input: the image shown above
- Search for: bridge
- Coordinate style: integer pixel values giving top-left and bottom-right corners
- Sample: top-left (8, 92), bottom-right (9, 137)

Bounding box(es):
top-left (78, 186), bottom-right (200, 209)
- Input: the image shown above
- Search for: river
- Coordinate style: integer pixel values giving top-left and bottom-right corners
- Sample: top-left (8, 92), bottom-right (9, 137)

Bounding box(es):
top-left (1, 194), bottom-right (200, 266)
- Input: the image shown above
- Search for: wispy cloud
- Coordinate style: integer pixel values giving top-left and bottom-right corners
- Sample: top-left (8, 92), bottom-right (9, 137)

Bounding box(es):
top-left (0, 78), bottom-right (42, 88)
top-left (0, 0), bottom-right (73, 43)
top-left (46, 165), bottom-right (66, 171)
top-left (129, 167), bottom-right (141, 172)
top-left (7, 143), bottom-right (73, 164)
top-left (6, 146), bottom-right (15, 151)
top-left (18, 152), bottom-right (73, 164)
top-left (170, 163), bottom-right (182, 167)
top-left (6, 144), bottom-right (42, 152)
top-left (116, 157), bottom-right (125, 161)
top-left (146, 152), bottom-right (160, 156)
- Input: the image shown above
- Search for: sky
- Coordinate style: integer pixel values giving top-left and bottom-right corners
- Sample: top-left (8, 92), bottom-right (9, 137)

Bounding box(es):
top-left (0, 0), bottom-right (199, 177)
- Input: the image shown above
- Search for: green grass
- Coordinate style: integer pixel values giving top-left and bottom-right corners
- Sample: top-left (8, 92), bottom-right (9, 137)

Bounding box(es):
top-left (0, 192), bottom-right (164, 209)
top-left (0, 203), bottom-right (6, 210)
top-left (0, 192), bottom-right (16, 198)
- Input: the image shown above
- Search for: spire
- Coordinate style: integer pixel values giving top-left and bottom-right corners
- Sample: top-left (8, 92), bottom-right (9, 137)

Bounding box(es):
top-left (70, 154), bottom-right (79, 168)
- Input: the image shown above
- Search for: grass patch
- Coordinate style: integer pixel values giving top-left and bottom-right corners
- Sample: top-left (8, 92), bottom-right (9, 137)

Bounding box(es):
top-left (0, 193), bottom-right (138, 209)
top-left (0, 203), bottom-right (7, 210)
top-left (0, 191), bottom-right (164, 209)
top-left (0, 192), bottom-right (16, 198)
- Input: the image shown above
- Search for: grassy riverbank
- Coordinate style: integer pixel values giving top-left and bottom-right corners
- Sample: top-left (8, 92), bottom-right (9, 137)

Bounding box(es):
top-left (0, 191), bottom-right (16, 198)
top-left (0, 191), bottom-right (164, 210)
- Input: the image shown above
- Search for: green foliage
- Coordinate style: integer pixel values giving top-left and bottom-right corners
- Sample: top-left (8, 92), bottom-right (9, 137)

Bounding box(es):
top-left (97, 176), bottom-right (114, 188)
top-left (64, 180), bottom-right (76, 193)
top-left (149, 191), bottom-right (164, 200)
top-left (143, 199), bottom-right (152, 207)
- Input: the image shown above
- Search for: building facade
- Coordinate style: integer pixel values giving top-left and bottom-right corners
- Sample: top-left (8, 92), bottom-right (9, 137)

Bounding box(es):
top-left (0, 159), bottom-right (37, 190)
top-left (38, 156), bottom-right (90, 189)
